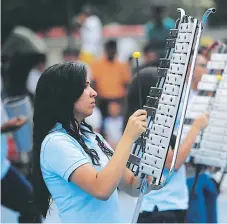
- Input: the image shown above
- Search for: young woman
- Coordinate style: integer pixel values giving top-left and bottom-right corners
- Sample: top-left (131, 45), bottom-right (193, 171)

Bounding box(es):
top-left (32, 62), bottom-right (150, 223)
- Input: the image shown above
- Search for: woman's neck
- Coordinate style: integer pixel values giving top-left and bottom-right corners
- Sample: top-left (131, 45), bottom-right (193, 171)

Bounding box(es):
top-left (74, 113), bottom-right (83, 124)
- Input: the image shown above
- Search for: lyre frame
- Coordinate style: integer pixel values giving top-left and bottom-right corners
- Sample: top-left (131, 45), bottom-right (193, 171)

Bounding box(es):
top-left (131, 7), bottom-right (216, 224)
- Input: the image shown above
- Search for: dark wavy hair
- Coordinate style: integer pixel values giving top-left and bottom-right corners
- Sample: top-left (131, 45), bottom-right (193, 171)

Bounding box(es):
top-left (32, 62), bottom-right (113, 219)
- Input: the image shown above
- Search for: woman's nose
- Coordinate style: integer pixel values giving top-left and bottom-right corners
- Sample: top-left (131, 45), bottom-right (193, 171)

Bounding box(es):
top-left (91, 88), bottom-right (97, 97)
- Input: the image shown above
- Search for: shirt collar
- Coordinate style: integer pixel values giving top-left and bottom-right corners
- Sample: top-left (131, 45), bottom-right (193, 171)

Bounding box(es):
top-left (51, 122), bottom-right (64, 132)
top-left (50, 122), bottom-right (97, 141)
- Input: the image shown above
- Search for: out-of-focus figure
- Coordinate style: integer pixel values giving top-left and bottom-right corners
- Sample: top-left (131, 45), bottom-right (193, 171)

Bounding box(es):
top-left (1, 79), bottom-right (41, 223)
top-left (86, 106), bottom-right (103, 133)
top-left (145, 5), bottom-right (175, 42)
top-left (62, 47), bottom-right (81, 62)
top-left (62, 48), bottom-right (92, 79)
top-left (117, 37), bottom-right (138, 63)
top-left (132, 43), bottom-right (159, 76)
top-left (74, 5), bottom-right (103, 64)
top-left (91, 39), bottom-right (131, 118)
top-left (145, 5), bottom-right (175, 57)
top-left (186, 169), bottom-right (218, 223)
top-left (26, 54), bottom-right (46, 101)
top-left (1, 26), bottom-right (43, 165)
top-left (103, 101), bottom-right (123, 149)
top-left (1, 26), bottom-right (47, 98)
top-left (185, 50), bottom-right (218, 223)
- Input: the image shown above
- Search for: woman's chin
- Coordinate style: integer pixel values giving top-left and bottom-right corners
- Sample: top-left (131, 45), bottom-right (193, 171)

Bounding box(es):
top-left (86, 110), bottom-right (93, 118)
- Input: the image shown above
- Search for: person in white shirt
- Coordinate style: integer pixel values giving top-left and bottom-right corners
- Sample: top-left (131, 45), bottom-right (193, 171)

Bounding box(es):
top-left (103, 101), bottom-right (124, 149)
top-left (86, 106), bottom-right (103, 133)
top-left (74, 5), bottom-right (103, 64)
top-left (117, 37), bottom-right (138, 63)
top-left (26, 54), bottom-right (46, 101)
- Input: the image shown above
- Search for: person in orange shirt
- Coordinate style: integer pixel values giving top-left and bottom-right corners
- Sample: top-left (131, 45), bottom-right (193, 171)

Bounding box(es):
top-left (90, 39), bottom-right (131, 118)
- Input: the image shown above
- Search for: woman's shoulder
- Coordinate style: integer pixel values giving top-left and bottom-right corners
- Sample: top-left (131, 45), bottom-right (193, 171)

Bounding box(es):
top-left (43, 123), bottom-right (73, 142)
top-left (43, 130), bottom-right (68, 142)
top-left (41, 129), bottom-right (81, 154)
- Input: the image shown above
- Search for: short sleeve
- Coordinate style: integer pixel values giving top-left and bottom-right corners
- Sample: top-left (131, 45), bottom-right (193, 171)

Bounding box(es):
top-left (42, 134), bottom-right (89, 181)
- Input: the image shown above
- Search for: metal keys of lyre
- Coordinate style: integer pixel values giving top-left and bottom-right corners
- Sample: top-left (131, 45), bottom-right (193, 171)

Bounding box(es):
top-left (131, 8), bottom-right (215, 224)
top-left (185, 53), bottom-right (227, 168)
top-left (138, 15), bottom-right (198, 186)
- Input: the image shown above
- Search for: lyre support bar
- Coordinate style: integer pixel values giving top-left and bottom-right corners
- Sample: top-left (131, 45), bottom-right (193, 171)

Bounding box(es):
top-left (131, 8), bottom-right (215, 224)
top-left (201, 8), bottom-right (216, 28)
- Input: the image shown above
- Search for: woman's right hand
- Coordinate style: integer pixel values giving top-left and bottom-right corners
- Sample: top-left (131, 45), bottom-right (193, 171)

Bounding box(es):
top-left (124, 109), bottom-right (147, 142)
top-left (193, 112), bottom-right (209, 130)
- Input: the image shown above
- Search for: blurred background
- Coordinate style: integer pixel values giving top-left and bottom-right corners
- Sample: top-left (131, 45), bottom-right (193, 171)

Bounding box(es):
top-left (1, 0), bottom-right (227, 223)
top-left (2, 0), bottom-right (227, 66)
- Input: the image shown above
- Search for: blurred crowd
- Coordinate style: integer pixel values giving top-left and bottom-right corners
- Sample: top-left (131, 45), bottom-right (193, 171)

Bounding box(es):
top-left (2, 5), bottom-right (176, 149)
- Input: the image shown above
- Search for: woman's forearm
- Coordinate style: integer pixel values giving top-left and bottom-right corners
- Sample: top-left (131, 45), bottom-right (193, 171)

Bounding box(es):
top-left (96, 134), bottom-right (133, 197)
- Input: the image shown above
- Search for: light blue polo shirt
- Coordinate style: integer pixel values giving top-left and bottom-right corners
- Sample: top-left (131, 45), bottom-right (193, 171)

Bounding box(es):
top-left (40, 123), bottom-right (121, 223)
top-left (142, 139), bottom-right (189, 212)
top-left (145, 17), bottom-right (175, 41)
top-left (142, 166), bottom-right (188, 212)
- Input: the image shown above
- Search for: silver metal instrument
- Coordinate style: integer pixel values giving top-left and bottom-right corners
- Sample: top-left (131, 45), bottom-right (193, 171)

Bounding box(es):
top-left (186, 46), bottom-right (227, 169)
top-left (128, 8), bottom-right (215, 223)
